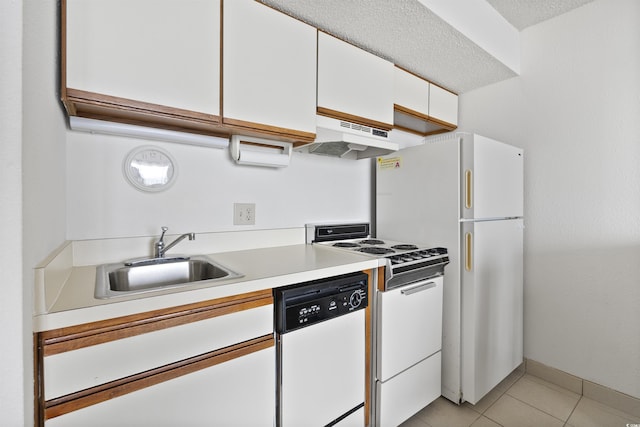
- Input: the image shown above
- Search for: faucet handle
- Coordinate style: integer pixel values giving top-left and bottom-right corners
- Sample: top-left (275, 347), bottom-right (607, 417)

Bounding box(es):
top-left (155, 227), bottom-right (169, 258)
top-left (159, 226), bottom-right (168, 241)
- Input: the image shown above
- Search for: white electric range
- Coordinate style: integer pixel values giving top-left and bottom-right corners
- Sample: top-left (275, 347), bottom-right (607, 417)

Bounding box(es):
top-left (306, 222), bottom-right (449, 427)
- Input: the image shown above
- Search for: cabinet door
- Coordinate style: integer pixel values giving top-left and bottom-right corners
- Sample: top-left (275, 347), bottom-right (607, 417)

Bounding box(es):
top-left (223, 0), bottom-right (317, 138)
top-left (46, 347), bottom-right (275, 427)
top-left (65, 0), bottom-right (220, 115)
top-left (318, 32), bottom-right (394, 128)
top-left (394, 67), bottom-right (430, 117)
top-left (393, 67), bottom-right (431, 134)
top-left (429, 83), bottom-right (458, 126)
top-left (44, 304), bottom-right (273, 400)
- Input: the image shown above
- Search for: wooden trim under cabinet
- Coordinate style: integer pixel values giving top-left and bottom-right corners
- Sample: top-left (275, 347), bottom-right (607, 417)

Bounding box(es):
top-left (222, 116), bottom-right (316, 145)
top-left (63, 88), bottom-right (317, 147)
top-left (43, 334), bottom-right (274, 421)
top-left (39, 289), bottom-right (273, 356)
top-left (64, 88), bottom-right (223, 134)
top-left (393, 103), bottom-right (457, 137)
top-left (393, 104), bottom-right (431, 123)
top-left (317, 106), bottom-right (393, 132)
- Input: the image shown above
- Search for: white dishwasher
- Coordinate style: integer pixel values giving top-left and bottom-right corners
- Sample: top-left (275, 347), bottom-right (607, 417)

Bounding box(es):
top-left (275, 272), bottom-right (368, 427)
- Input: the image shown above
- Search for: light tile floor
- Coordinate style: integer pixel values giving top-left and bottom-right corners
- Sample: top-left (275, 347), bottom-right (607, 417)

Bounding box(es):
top-left (400, 370), bottom-right (640, 427)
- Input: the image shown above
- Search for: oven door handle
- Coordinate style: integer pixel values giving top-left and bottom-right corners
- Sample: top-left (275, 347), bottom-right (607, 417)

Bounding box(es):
top-left (401, 280), bottom-right (437, 296)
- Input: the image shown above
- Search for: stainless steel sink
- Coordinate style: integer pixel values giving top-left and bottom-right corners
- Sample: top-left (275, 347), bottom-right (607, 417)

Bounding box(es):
top-left (95, 255), bottom-right (243, 299)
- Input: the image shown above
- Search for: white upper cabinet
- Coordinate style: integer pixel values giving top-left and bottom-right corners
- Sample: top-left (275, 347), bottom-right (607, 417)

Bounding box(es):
top-left (223, 0), bottom-right (317, 140)
top-left (429, 83), bottom-right (459, 127)
top-left (65, 0), bottom-right (220, 116)
top-left (393, 67), bottom-right (431, 134)
top-left (317, 32), bottom-right (394, 128)
top-left (394, 67), bottom-right (431, 116)
top-left (393, 66), bottom-right (458, 135)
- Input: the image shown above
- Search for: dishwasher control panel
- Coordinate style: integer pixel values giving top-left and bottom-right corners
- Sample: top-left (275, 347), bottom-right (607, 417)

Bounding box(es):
top-left (274, 272), bottom-right (368, 333)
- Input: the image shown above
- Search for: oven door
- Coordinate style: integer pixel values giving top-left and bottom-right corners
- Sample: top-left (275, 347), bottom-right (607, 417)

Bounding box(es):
top-left (376, 276), bottom-right (443, 426)
top-left (377, 276), bottom-right (443, 382)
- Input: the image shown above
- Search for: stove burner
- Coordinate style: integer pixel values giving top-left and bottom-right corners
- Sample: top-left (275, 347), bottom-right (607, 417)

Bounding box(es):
top-left (391, 244), bottom-right (419, 251)
top-left (333, 242), bottom-right (361, 248)
top-left (358, 247), bottom-right (395, 255)
top-left (359, 239), bottom-right (385, 245)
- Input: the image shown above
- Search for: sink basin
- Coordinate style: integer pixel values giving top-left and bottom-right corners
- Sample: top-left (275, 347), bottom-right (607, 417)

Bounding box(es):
top-left (95, 256), bottom-right (243, 299)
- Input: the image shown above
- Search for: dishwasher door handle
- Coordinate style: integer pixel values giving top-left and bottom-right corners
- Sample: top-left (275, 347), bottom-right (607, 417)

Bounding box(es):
top-left (401, 281), bottom-right (436, 296)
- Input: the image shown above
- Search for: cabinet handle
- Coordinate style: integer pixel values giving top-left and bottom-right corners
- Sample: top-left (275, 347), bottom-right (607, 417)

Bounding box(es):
top-left (465, 232), bottom-right (473, 272)
top-left (465, 169), bottom-right (473, 209)
top-left (401, 281), bottom-right (436, 296)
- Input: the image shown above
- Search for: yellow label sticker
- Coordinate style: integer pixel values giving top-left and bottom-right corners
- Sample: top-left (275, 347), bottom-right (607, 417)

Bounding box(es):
top-left (377, 157), bottom-right (402, 170)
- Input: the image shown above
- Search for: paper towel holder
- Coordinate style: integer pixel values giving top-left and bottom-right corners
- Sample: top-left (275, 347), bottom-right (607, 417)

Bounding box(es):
top-left (230, 135), bottom-right (292, 168)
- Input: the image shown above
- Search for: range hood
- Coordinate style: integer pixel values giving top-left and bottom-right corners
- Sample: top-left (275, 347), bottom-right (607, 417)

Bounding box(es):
top-left (296, 115), bottom-right (400, 160)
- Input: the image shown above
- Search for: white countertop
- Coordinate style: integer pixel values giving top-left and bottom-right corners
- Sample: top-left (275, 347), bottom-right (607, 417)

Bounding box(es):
top-left (33, 244), bottom-right (381, 332)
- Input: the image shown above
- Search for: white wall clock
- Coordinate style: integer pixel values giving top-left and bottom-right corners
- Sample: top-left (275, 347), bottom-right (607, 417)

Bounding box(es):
top-left (123, 146), bottom-right (177, 192)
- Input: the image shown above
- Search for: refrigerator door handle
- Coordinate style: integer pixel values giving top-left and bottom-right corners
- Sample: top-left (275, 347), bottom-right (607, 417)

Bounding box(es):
top-left (465, 232), bottom-right (473, 271)
top-left (465, 169), bottom-right (473, 210)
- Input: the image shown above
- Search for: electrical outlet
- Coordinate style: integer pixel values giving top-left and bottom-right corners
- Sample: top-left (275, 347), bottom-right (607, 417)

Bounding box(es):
top-left (234, 203), bottom-right (255, 225)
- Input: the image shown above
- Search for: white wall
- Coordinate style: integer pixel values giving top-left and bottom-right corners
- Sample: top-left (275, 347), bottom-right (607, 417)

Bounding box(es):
top-left (459, 0), bottom-right (640, 398)
top-left (0, 1), bottom-right (25, 424)
top-left (0, 1), bottom-right (71, 423)
top-left (20, 0), bottom-right (70, 423)
top-left (66, 134), bottom-right (372, 240)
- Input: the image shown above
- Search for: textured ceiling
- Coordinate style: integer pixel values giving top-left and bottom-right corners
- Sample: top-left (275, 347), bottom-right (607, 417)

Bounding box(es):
top-left (261, 0), bottom-right (596, 94)
top-left (485, 0), bottom-right (596, 30)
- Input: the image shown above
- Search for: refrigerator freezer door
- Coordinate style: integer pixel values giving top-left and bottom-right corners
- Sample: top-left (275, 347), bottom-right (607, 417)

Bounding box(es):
top-left (461, 218), bottom-right (524, 404)
top-left (460, 135), bottom-right (523, 220)
top-left (376, 139), bottom-right (459, 244)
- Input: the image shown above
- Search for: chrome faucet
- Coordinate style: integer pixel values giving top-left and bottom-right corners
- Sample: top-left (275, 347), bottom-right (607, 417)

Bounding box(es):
top-left (154, 226), bottom-right (195, 258)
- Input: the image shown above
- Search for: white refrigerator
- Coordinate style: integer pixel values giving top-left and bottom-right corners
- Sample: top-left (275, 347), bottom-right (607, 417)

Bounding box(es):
top-left (376, 132), bottom-right (524, 405)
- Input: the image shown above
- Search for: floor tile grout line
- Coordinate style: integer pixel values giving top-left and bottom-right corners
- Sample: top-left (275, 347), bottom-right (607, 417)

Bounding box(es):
top-left (520, 372), bottom-right (583, 399)
top-left (481, 412), bottom-right (507, 427)
top-left (505, 391), bottom-right (579, 424)
top-left (466, 387), bottom-right (507, 416)
top-left (562, 394), bottom-right (582, 427)
top-left (467, 369), bottom-right (526, 417)
top-left (482, 373), bottom-right (525, 426)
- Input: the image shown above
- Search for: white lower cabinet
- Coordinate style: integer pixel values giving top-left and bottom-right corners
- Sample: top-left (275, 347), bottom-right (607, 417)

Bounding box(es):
top-left (37, 290), bottom-right (274, 426)
top-left (47, 346), bottom-right (275, 427)
top-left (44, 304), bottom-right (273, 401)
top-left (376, 352), bottom-right (441, 427)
